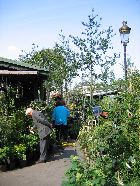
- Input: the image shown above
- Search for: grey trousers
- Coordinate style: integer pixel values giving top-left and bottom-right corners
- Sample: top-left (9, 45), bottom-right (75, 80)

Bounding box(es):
top-left (40, 135), bottom-right (50, 161)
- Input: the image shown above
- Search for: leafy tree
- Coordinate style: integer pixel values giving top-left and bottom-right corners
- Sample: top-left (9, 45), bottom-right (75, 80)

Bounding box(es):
top-left (68, 9), bottom-right (119, 102)
top-left (55, 31), bottom-right (81, 99)
top-left (19, 43), bottom-right (80, 101)
top-left (19, 44), bottom-right (67, 98)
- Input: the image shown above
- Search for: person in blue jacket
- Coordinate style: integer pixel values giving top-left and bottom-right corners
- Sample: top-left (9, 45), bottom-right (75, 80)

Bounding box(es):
top-left (52, 100), bottom-right (70, 141)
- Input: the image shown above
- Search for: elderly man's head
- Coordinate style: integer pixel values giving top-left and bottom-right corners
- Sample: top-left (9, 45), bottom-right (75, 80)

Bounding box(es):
top-left (25, 107), bottom-right (33, 116)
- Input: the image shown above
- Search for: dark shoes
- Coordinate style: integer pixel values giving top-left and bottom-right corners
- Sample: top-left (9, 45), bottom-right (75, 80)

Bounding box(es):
top-left (35, 160), bottom-right (45, 164)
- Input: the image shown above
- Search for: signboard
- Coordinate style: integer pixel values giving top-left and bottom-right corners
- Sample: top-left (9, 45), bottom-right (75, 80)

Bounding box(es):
top-left (92, 106), bottom-right (102, 117)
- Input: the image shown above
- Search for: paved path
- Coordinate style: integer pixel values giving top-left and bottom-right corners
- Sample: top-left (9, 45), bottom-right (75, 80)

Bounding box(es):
top-left (0, 146), bottom-right (77, 186)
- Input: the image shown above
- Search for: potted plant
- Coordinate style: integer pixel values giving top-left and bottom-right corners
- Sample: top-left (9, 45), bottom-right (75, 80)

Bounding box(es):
top-left (14, 144), bottom-right (27, 168)
top-left (25, 134), bottom-right (40, 163)
top-left (0, 146), bottom-right (9, 171)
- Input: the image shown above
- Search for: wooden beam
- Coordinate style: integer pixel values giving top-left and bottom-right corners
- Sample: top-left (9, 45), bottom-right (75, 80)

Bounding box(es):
top-left (0, 70), bottom-right (38, 75)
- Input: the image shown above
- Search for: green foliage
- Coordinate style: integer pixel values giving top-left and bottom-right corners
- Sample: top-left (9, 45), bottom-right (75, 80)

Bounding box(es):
top-left (0, 108), bottom-right (31, 147)
top-left (64, 71), bottom-right (140, 185)
top-left (19, 134), bottom-right (39, 152)
top-left (0, 146), bottom-right (9, 164)
top-left (0, 87), bottom-right (40, 164)
top-left (14, 144), bottom-right (27, 160)
top-left (0, 146), bottom-right (18, 163)
top-left (55, 32), bottom-right (80, 88)
top-left (62, 156), bottom-right (106, 186)
top-left (19, 43), bottom-right (78, 94)
top-left (69, 9), bottom-right (119, 84)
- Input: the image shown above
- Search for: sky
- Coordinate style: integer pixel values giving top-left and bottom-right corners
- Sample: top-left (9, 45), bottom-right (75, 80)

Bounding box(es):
top-left (0, 0), bottom-right (140, 81)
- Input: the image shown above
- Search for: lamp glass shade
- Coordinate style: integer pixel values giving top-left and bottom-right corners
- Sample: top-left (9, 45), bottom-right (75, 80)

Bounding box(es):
top-left (120, 32), bottom-right (129, 44)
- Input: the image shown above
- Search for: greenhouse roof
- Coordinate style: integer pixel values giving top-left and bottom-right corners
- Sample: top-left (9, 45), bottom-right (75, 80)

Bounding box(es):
top-left (0, 57), bottom-right (49, 76)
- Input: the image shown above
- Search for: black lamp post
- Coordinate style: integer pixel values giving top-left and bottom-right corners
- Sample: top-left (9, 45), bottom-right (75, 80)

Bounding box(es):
top-left (119, 21), bottom-right (131, 80)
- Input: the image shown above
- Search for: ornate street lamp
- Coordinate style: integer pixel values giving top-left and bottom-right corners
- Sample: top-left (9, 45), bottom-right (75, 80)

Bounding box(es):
top-left (119, 21), bottom-right (131, 80)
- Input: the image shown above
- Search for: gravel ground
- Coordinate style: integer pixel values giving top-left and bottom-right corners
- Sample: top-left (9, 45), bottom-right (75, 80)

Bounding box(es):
top-left (0, 146), bottom-right (77, 186)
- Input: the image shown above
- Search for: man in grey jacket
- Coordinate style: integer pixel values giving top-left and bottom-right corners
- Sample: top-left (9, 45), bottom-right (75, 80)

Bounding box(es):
top-left (26, 107), bottom-right (52, 163)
